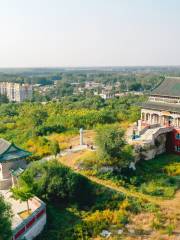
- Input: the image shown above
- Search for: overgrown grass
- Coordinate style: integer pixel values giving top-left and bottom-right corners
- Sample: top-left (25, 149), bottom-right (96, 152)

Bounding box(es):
top-left (35, 178), bottom-right (158, 240)
top-left (134, 154), bottom-right (180, 198)
top-left (96, 154), bottom-right (180, 199)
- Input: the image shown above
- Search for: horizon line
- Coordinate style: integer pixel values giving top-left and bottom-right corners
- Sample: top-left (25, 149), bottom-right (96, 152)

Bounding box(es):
top-left (1, 65), bottom-right (180, 69)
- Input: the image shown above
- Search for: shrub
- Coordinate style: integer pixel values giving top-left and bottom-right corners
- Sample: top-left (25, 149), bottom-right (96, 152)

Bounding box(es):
top-left (36, 125), bottom-right (66, 136)
top-left (84, 209), bottom-right (129, 236)
top-left (164, 163), bottom-right (180, 176)
top-left (166, 224), bottom-right (175, 236)
top-left (151, 212), bottom-right (165, 230)
top-left (140, 179), bottom-right (176, 198)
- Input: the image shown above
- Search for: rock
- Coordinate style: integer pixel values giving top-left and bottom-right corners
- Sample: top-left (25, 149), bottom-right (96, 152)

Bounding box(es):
top-left (125, 224), bottom-right (131, 229)
top-left (128, 229), bottom-right (135, 234)
top-left (117, 229), bottom-right (123, 234)
top-left (129, 162), bottom-right (136, 170)
top-left (100, 230), bottom-right (112, 238)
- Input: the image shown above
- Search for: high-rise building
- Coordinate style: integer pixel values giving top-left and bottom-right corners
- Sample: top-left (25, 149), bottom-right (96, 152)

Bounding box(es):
top-left (0, 82), bottom-right (33, 102)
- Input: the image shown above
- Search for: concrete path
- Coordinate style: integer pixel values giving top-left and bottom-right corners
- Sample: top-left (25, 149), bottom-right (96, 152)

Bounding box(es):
top-left (38, 145), bottom-right (90, 164)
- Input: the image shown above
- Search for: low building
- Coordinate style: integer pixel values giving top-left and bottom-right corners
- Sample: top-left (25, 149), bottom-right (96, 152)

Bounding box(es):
top-left (0, 138), bottom-right (46, 240)
top-left (99, 92), bottom-right (114, 100)
top-left (0, 139), bottom-right (31, 190)
top-left (0, 82), bottom-right (33, 102)
top-left (129, 77), bottom-right (180, 159)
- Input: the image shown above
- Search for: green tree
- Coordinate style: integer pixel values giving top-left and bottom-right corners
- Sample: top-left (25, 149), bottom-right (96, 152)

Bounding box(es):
top-left (50, 141), bottom-right (61, 157)
top-left (0, 195), bottom-right (12, 240)
top-left (11, 180), bottom-right (34, 214)
top-left (95, 125), bottom-right (133, 167)
top-left (31, 109), bottom-right (48, 127)
top-left (16, 161), bottom-right (95, 206)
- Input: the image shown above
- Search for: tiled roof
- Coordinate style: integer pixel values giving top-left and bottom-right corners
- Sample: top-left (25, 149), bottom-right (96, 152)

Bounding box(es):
top-left (0, 139), bottom-right (31, 163)
top-left (0, 139), bottom-right (11, 154)
top-left (152, 77), bottom-right (180, 97)
top-left (141, 101), bottom-right (180, 113)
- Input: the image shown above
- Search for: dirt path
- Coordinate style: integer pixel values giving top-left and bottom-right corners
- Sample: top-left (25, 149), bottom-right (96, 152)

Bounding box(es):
top-left (161, 191), bottom-right (180, 212)
top-left (161, 191), bottom-right (180, 235)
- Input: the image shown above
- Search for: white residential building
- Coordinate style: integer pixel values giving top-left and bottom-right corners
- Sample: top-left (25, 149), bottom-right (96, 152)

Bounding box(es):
top-left (0, 82), bottom-right (33, 102)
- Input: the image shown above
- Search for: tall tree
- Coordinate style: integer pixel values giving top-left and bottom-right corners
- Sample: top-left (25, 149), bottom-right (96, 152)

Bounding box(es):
top-left (11, 180), bottom-right (34, 214)
top-left (95, 125), bottom-right (133, 167)
top-left (50, 140), bottom-right (61, 158)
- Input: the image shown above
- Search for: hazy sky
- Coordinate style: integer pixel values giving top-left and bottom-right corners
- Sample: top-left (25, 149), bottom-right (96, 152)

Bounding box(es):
top-left (0, 0), bottom-right (180, 67)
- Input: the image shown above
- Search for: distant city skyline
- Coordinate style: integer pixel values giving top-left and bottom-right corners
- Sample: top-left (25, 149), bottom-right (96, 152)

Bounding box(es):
top-left (0, 0), bottom-right (180, 67)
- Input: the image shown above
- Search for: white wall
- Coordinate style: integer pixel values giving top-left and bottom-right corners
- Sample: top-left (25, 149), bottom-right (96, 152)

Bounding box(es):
top-left (23, 214), bottom-right (46, 240)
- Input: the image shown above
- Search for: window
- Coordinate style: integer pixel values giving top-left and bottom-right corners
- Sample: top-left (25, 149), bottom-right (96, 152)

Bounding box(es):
top-left (175, 133), bottom-right (180, 140)
top-left (175, 146), bottom-right (180, 152)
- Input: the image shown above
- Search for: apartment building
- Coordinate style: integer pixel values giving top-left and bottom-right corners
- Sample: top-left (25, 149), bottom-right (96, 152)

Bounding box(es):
top-left (0, 82), bottom-right (33, 102)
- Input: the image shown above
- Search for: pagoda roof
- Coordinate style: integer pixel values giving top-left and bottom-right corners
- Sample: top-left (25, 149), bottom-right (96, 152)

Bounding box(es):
top-left (151, 77), bottom-right (180, 97)
top-left (0, 139), bottom-right (31, 163)
top-left (141, 101), bottom-right (180, 114)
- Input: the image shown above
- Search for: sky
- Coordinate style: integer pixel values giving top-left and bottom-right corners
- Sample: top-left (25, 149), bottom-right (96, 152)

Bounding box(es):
top-left (0, 0), bottom-right (180, 67)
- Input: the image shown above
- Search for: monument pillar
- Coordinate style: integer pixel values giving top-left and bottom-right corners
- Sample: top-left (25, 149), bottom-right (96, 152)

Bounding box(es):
top-left (80, 128), bottom-right (83, 146)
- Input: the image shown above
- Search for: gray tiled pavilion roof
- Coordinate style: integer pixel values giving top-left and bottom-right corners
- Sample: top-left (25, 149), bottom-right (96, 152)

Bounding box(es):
top-left (140, 102), bottom-right (180, 114)
top-left (0, 138), bottom-right (11, 154)
top-left (0, 138), bottom-right (31, 163)
top-left (151, 77), bottom-right (180, 97)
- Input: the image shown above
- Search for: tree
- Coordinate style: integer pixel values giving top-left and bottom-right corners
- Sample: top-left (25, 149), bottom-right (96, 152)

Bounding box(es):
top-left (16, 161), bottom-right (95, 206)
top-left (50, 141), bottom-right (61, 157)
top-left (0, 195), bottom-right (12, 240)
top-left (11, 179), bottom-right (34, 214)
top-left (95, 125), bottom-right (133, 168)
top-left (31, 109), bottom-right (48, 127)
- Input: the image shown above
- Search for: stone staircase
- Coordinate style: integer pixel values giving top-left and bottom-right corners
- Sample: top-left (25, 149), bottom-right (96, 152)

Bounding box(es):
top-left (140, 127), bottom-right (161, 142)
top-left (140, 126), bottom-right (173, 144)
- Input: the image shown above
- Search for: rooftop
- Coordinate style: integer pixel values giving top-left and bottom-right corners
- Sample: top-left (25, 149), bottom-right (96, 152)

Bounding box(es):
top-left (0, 139), bottom-right (31, 163)
top-left (151, 77), bottom-right (180, 97)
top-left (141, 101), bottom-right (180, 113)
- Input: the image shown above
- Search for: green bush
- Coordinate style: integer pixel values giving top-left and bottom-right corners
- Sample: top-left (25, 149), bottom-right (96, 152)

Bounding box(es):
top-left (140, 179), bottom-right (176, 198)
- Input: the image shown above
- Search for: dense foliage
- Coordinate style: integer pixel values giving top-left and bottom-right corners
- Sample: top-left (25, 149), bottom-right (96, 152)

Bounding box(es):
top-left (18, 161), bottom-right (95, 207)
top-left (0, 195), bottom-right (12, 240)
top-left (0, 95), bottom-right (144, 157)
top-left (95, 125), bottom-right (133, 167)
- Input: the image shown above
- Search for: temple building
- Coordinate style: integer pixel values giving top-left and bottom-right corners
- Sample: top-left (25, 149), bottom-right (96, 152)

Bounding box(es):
top-left (129, 77), bottom-right (180, 159)
top-left (0, 138), bottom-right (31, 190)
top-left (140, 77), bottom-right (180, 129)
top-left (0, 138), bottom-right (46, 240)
